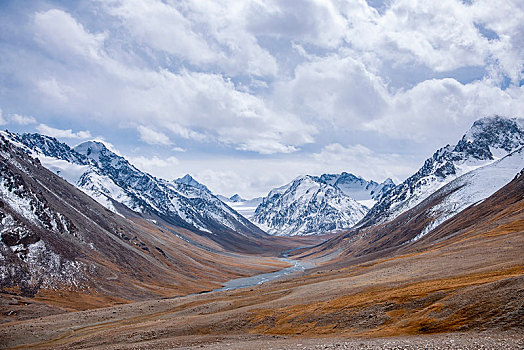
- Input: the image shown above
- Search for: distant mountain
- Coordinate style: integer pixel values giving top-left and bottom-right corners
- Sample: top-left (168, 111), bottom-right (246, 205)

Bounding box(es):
top-left (253, 175), bottom-right (368, 236)
top-left (319, 172), bottom-right (394, 207)
top-left (4, 133), bottom-right (266, 239)
top-left (229, 194), bottom-right (245, 202)
top-left (314, 148), bottom-right (524, 262)
top-left (360, 116), bottom-right (524, 227)
top-left (218, 194), bottom-right (263, 219)
top-left (174, 174), bottom-right (211, 193)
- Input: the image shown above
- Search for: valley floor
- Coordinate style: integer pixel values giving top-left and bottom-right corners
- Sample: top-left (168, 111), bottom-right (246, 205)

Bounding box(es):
top-left (1, 217), bottom-right (522, 349)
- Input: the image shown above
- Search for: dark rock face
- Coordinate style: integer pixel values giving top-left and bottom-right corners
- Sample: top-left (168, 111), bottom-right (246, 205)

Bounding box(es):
top-left (0, 135), bottom-right (86, 296)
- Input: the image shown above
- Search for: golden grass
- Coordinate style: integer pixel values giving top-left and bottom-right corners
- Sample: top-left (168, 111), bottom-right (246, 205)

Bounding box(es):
top-left (248, 266), bottom-right (524, 337)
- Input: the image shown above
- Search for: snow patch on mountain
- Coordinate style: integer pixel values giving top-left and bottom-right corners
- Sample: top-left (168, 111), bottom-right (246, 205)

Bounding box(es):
top-left (174, 174), bottom-right (211, 193)
top-left (219, 194), bottom-right (263, 219)
top-left (413, 146), bottom-right (524, 242)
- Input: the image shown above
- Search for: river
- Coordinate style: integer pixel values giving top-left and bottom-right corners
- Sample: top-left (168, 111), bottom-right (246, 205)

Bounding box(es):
top-left (214, 257), bottom-right (315, 292)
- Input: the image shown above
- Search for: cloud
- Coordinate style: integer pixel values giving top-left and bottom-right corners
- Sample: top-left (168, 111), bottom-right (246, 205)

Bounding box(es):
top-left (127, 155), bottom-right (179, 175)
top-left (101, 0), bottom-right (278, 77)
top-left (37, 78), bottom-right (73, 104)
top-left (312, 143), bottom-right (417, 184)
top-left (36, 124), bottom-right (92, 139)
top-left (246, 0), bottom-right (347, 49)
top-left (10, 114), bottom-right (36, 125)
top-left (274, 54), bottom-right (389, 128)
top-left (365, 78), bottom-right (524, 144)
top-left (102, 0), bottom-right (215, 65)
top-left (33, 9), bottom-right (106, 60)
top-left (0, 109), bottom-right (6, 125)
top-left (0, 0), bottom-right (523, 198)
top-left (137, 125), bottom-right (172, 145)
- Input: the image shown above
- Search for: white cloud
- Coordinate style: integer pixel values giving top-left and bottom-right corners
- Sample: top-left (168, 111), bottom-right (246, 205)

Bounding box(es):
top-left (127, 155), bottom-right (179, 176)
top-left (369, 0), bottom-right (488, 71)
top-left (10, 114), bottom-right (36, 125)
top-left (246, 0), bottom-right (347, 49)
top-left (101, 0), bottom-right (278, 77)
top-left (36, 124), bottom-right (92, 139)
top-left (37, 79), bottom-right (73, 104)
top-left (312, 143), bottom-right (416, 184)
top-left (274, 54), bottom-right (389, 128)
top-left (137, 125), bottom-right (172, 145)
top-left (0, 109), bottom-right (6, 125)
top-left (33, 9), bottom-right (106, 60)
top-left (366, 78), bottom-right (524, 144)
top-left (102, 0), bottom-right (215, 65)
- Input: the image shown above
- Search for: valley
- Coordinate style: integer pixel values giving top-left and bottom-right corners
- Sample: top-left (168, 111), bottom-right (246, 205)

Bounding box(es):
top-left (0, 116), bottom-right (523, 349)
top-left (1, 169), bottom-right (522, 348)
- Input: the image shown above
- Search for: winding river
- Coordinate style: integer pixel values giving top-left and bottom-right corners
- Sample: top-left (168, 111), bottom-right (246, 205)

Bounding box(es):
top-left (214, 257), bottom-right (315, 292)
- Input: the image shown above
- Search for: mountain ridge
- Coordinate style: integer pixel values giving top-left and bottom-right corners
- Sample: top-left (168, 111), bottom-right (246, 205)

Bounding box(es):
top-left (3, 132), bottom-right (267, 241)
top-left (359, 115), bottom-right (524, 228)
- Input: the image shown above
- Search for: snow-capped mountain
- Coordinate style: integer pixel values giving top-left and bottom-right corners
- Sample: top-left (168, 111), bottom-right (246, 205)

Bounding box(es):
top-left (174, 174), bottom-right (211, 193)
top-left (4, 133), bottom-right (265, 237)
top-left (253, 175), bottom-right (368, 236)
top-left (0, 132), bottom-right (280, 299)
top-left (218, 194), bottom-right (263, 219)
top-left (228, 194), bottom-right (245, 203)
top-left (411, 145), bottom-right (524, 242)
top-left (361, 116), bottom-right (524, 227)
top-left (319, 172), bottom-right (394, 207)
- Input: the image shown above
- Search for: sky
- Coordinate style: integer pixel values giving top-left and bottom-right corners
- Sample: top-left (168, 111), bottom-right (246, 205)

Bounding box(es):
top-left (0, 0), bottom-right (523, 198)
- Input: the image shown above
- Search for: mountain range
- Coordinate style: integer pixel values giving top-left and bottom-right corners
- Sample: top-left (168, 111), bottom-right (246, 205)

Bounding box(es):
top-left (252, 174), bottom-right (393, 235)
top-left (5, 133), bottom-right (265, 243)
top-left (5, 115), bottom-right (522, 240)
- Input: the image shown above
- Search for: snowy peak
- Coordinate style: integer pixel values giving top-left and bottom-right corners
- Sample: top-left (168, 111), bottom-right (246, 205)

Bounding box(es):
top-left (9, 132), bottom-right (88, 165)
top-left (8, 132), bottom-right (264, 237)
top-left (253, 174), bottom-right (368, 236)
top-left (362, 115), bottom-right (524, 226)
top-left (74, 140), bottom-right (107, 161)
top-left (74, 141), bottom-right (136, 175)
top-left (229, 194), bottom-right (245, 202)
top-left (460, 116), bottom-right (523, 157)
top-left (174, 174), bottom-right (211, 193)
top-left (319, 172), bottom-right (394, 203)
